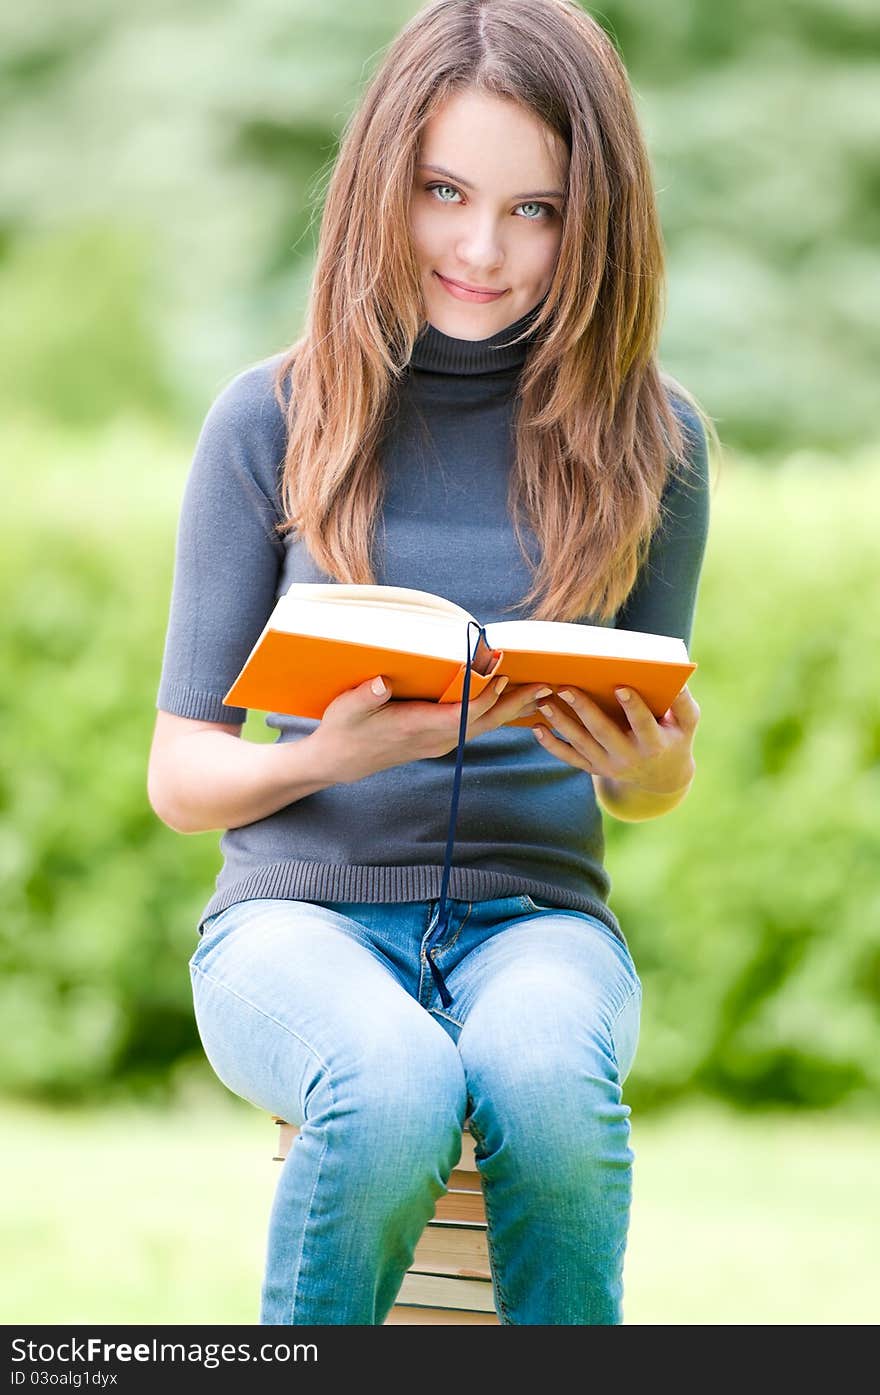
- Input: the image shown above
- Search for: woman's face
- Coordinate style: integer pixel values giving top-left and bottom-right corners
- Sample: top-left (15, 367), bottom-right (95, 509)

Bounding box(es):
top-left (410, 89), bottom-right (569, 341)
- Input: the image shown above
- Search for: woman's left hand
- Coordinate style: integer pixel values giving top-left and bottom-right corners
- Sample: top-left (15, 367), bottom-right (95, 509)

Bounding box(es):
top-left (532, 684), bottom-right (700, 794)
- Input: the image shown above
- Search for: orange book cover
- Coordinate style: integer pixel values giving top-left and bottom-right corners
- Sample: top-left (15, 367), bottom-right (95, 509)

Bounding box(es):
top-left (223, 583), bottom-right (696, 734)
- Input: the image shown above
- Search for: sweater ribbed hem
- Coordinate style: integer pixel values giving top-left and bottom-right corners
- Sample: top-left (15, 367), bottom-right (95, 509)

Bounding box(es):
top-left (156, 679), bottom-right (247, 725)
top-left (197, 861), bottom-right (624, 945)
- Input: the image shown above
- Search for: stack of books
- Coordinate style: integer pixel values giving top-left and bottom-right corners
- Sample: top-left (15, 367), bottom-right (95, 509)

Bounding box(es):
top-left (272, 1115), bottom-right (499, 1324)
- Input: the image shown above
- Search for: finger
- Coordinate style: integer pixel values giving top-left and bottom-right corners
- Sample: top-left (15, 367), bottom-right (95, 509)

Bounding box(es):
top-left (485, 681), bottom-right (558, 718)
top-left (493, 681), bottom-right (555, 702)
top-left (614, 686), bottom-right (661, 743)
top-left (459, 675), bottom-right (512, 731)
top-left (465, 680), bottom-right (550, 737)
top-left (495, 687), bottom-right (564, 726)
top-left (667, 685), bottom-right (701, 732)
top-left (549, 688), bottom-right (631, 760)
top-left (479, 677), bottom-right (513, 714)
top-left (463, 676), bottom-right (508, 713)
top-left (533, 721), bottom-right (599, 775)
top-left (535, 698), bottom-right (610, 767)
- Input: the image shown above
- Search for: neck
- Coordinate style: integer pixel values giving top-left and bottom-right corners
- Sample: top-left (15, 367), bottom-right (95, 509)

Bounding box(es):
top-left (408, 298), bottom-right (546, 376)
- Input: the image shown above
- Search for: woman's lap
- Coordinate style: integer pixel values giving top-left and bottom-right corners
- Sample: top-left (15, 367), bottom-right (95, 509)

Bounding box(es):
top-left (188, 893), bottom-right (642, 1123)
top-left (189, 897), bottom-right (466, 1126)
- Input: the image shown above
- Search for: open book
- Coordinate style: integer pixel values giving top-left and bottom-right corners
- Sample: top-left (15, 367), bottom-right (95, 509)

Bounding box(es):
top-left (223, 583), bottom-right (696, 732)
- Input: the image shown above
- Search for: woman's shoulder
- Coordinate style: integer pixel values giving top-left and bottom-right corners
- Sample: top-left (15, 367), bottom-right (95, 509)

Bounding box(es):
top-left (664, 384), bottom-right (707, 459)
top-left (652, 384), bottom-right (713, 554)
top-left (203, 350), bottom-right (291, 436)
top-left (186, 352), bottom-right (292, 516)
top-left (660, 381), bottom-right (712, 498)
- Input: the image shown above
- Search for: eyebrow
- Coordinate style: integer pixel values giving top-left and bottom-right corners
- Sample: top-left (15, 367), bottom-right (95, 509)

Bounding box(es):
top-left (416, 162), bottom-right (565, 200)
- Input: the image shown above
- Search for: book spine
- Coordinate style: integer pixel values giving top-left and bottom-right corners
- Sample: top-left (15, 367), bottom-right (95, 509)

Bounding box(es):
top-left (436, 649), bottom-right (504, 704)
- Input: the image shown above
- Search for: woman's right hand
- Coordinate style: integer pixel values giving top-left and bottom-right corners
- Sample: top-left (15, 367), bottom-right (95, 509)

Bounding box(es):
top-left (308, 673), bottom-right (553, 785)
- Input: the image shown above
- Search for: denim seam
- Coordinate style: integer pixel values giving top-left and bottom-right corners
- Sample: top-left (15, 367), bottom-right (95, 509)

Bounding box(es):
top-left (189, 962), bottom-right (336, 1323)
top-left (286, 1101), bottom-right (331, 1324)
top-left (611, 981), bottom-right (642, 1024)
top-left (191, 963), bottom-right (334, 1070)
top-left (608, 982), bottom-right (642, 1078)
top-left (321, 918), bottom-right (408, 989)
top-left (518, 895), bottom-right (547, 914)
top-left (429, 900), bottom-right (474, 959)
top-left (518, 897), bottom-right (640, 984)
top-left (420, 901), bottom-right (474, 1004)
top-left (196, 907), bottom-right (405, 994)
top-left (465, 1118), bottom-right (512, 1324)
top-left (432, 1007), bottom-right (465, 1030)
top-left (304, 906), bottom-right (397, 961)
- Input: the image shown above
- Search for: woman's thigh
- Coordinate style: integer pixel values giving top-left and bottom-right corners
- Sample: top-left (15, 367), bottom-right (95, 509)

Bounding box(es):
top-left (188, 898), bottom-right (467, 1127)
top-left (449, 910), bottom-right (642, 1092)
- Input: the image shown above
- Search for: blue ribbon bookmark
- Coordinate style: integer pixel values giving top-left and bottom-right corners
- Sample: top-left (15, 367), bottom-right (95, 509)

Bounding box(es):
top-left (425, 620), bottom-right (490, 1009)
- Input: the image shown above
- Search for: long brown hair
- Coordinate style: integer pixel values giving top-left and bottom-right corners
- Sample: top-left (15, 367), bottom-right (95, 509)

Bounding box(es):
top-left (271, 0), bottom-right (721, 623)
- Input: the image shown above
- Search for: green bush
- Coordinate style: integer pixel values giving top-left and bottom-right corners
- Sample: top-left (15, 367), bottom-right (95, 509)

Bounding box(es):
top-left (2, 422), bottom-right (878, 1110)
top-left (608, 453), bottom-right (880, 1110)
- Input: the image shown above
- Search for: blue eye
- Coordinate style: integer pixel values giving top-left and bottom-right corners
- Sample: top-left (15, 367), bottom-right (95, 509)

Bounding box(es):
top-left (424, 183), bottom-right (556, 221)
top-left (518, 201), bottom-right (553, 221)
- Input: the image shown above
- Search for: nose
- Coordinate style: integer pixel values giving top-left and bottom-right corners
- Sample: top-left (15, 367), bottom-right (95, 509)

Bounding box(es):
top-left (454, 213), bottom-right (505, 277)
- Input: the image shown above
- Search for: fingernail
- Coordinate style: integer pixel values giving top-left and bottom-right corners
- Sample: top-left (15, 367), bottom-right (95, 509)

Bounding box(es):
top-left (371, 677), bottom-right (386, 695)
top-left (534, 687), bottom-right (553, 699)
top-left (558, 690), bottom-right (575, 703)
top-left (495, 676), bottom-right (509, 694)
top-left (617, 687), bottom-right (631, 701)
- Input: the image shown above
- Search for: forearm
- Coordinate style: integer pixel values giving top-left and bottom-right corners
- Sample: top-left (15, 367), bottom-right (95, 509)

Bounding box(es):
top-left (153, 731), bottom-right (338, 835)
top-left (594, 770), bottom-right (695, 822)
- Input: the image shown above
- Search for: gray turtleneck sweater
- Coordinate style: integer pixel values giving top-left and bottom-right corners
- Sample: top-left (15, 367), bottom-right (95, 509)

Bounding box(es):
top-left (155, 305), bottom-right (710, 941)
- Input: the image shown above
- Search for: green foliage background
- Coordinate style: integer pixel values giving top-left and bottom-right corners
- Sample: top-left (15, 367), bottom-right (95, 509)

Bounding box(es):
top-left (1, 2), bottom-right (878, 1113)
top-left (3, 0), bottom-right (879, 451)
top-left (2, 426), bottom-right (878, 1112)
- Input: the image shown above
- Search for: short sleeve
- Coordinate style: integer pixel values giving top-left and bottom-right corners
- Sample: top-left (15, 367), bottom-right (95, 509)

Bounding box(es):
top-left (614, 396), bottom-right (711, 652)
top-left (155, 357), bottom-right (288, 724)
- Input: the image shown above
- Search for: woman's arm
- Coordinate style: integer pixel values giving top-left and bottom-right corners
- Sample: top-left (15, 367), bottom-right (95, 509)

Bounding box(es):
top-left (612, 396), bottom-right (712, 653)
top-left (151, 360), bottom-right (335, 834)
top-left (154, 358), bottom-right (288, 732)
top-left (594, 768), bottom-right (694, 822)
top-left (148, 714), bottom-right (337, 834)
top-left (596, 396), bottom-right (712, 821)
top-left (532, 399), bottom-right (711, 818)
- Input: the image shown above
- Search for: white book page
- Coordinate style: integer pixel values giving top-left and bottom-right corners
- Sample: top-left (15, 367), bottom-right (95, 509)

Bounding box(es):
top-left (485, 618), bottom-right (687, 662)
top-left (269, 585), bottom-right (687, 664)
top-left (282, 582), bottom-right (472, 619)
top-left (273, 583), bottom-right (475, 663)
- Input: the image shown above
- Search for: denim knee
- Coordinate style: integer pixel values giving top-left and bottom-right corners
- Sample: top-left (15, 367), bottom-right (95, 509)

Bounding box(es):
top-left (460, 1008), bottom-right (635, 1182)
top-left (307, 1022), bottom-right (468, 1185)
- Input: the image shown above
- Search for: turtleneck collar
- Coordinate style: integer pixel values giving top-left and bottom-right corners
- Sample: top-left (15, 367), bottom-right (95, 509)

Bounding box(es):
top-left (409, 296), bottom-right (546, 376)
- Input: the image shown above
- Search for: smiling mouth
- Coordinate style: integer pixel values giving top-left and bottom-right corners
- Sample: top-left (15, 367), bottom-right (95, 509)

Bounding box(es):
top-left (434, 272), bottom-right (508, 298)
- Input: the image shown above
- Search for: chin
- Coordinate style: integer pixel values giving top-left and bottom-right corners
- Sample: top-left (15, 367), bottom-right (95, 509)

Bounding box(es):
top-left (426, 286), bottom-right (517, 321)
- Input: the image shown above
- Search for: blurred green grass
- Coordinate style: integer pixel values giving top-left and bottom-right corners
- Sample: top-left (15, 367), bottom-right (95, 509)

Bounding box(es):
top-left (2, 1091), bottom-right (877, 1324)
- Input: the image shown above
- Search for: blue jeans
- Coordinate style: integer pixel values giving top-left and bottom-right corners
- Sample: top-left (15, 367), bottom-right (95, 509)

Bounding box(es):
top-left (188, 893), bottom-right (642, 1325)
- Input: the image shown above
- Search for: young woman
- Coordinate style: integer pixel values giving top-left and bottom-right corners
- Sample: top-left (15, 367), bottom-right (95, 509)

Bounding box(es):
top-left (150, 0), bottom-right (716, 1325)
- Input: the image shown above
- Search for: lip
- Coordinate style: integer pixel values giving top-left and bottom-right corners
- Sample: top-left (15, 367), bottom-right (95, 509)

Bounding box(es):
top-left (435, 272), bottom-right (508, 303)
